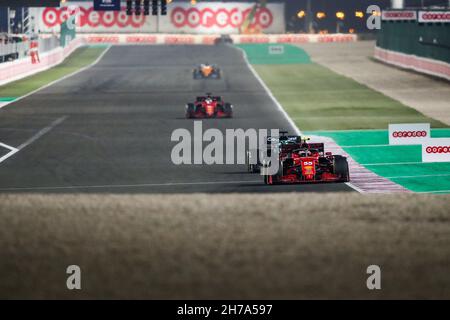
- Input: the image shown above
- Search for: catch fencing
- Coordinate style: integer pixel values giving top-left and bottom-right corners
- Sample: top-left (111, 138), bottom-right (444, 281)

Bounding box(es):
top-left (0, 37), bottom-right (85, 85)
top-left (0, 35), bottom-right (60, 63)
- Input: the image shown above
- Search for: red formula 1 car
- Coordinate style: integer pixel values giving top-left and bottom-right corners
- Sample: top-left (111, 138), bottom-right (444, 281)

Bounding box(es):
top-left (185, 93), bottom-right (233, 119)
top-left (262, 137), bottom-right (350, 185)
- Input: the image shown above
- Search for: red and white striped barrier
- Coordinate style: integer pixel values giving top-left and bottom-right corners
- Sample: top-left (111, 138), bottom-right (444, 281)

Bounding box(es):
top-left (0, 37), bottom-right (86, 86)
top-left (374, 46), bottom-right (450, 81)
top-left (82, 33), bottom-right (357, 45)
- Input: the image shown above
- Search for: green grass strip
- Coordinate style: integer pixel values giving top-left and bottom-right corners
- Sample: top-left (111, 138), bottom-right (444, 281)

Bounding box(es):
top-left (252, 63), bottom-right (447, 131)
top-left (0, 46), bottom-right (106, 98)
top-left (390, 175), bottom-right (450, 193)
top-left (236, 44), bottom-right (311, 65)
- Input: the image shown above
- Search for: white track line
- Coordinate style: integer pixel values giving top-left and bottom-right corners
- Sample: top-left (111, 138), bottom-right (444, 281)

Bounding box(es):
top-left (17, 116), bottom-right (67, 150)
top-left (344, 182), bottom-right (365, 193)
top-left (341, 144), bottom-right (394, 148)
top-left (0, 141), bottom-right (17, 152)
top-left (238, 46), bottom-right (301, 136)
top-left (0, 142), bottom-right (19, 164)
top-left (386, 173), bottom-right (450, 179)
top-left (0, 45), bottom-right (111, 111)
top-left (362, 161), bottom-right (424, 166)
top-left (0, 180), bottom-right (262, 192)
top-left (418, 189), bottom-right (450, 194)
top-left (0, 116), bottom-right (67, 164)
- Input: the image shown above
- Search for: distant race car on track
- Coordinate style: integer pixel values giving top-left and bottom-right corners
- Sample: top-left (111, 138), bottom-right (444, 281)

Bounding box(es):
top-left (214, 35), bottom-right (234, 45)
top-left (193, 63), bottom-right (221, 79)
top-left (185, 93), bottom-right (233, 119)
top-left (259, 135), bottom-right (350, 185)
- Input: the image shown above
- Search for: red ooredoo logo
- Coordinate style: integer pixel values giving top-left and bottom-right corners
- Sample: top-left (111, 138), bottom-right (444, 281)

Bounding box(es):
top-left (392, 131), bottom-right (427, 138)
top-left (426, 146), bottom-right (450, 153)
top-left (421, 13), bottom-right (450, 21)
top-left (42, 6), bottom-right (146, 29)
top-left (170, 6), bottom-right (273, 29)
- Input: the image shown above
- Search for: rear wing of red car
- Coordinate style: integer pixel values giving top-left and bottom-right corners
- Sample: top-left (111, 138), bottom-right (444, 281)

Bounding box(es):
top-left (196, 96), bottom-right (222, 102)
top-left (307, 143), bottom-right (325, 153)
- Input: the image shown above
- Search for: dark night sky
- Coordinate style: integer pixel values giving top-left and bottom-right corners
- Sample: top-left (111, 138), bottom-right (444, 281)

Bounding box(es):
top-left (69, 1), bottom-right (449, 13)
top-left (201, 0), bottom-right (448, 11)
top-left (68, 0), bottom-right (449, 11)
top-left (211, 0), bottom-right (449, 32)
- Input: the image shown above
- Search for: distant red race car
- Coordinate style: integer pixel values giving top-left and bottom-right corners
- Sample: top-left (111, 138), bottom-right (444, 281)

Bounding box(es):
top-left (262, 137), bottom-right (350, 185)
top-left (185, 94), bottom-right (233, 118)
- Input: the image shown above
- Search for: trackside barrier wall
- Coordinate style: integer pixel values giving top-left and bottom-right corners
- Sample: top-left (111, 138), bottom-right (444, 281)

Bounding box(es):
top-left (375, 9), bottom-right (450, 80)
top-left (0, 37), bottom-right (86, 86)
top-left (0, 36), bottom-right (59, 62)
top-left (374, 46), bottom-right (450, 80)
top-left (0, 42), bottom-right (29, 60)
top-left (82, 33), bottom-right (357, 45)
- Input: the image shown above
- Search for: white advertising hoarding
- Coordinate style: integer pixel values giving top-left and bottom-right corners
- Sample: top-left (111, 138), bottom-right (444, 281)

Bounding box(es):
top-left (422, 138), bottom-right (450, 163)
top-left (268, 45), bottom-right (284, 54)
top-left (81, 33), bottom-right (357, 45)
top-left (32, 1), bottom-right (285, 34)
top-left (159, 2), bottom-right (285, 34)
top-left (388, 123), bottom-right (431, 145)
top-left (382, 10), bottom-right (417, 21)
top-left (418, 11), bottom-right (450, 23)
top-left (32, 2), bottom-right (157, 33)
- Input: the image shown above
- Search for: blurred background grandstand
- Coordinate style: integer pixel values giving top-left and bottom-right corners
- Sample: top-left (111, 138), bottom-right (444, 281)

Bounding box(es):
top-left (1, 1), bottom-right (449, 35)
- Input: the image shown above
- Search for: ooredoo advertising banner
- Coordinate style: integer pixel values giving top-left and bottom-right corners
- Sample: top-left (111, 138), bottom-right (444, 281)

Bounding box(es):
top-left (418, 11), bottom-right (450, 23)
top-left (32, 1), bottom-right (285, 34)
top-left (159, 2), bottom-right (285, 34)
top-left (388, 123), bottom-right (431, 145)
top-left (33, 2), bottom-right (157, 33)
top-left (382, 10), bottom-right (417, 21)
top-left (422, 138), bottom-right (450, 163)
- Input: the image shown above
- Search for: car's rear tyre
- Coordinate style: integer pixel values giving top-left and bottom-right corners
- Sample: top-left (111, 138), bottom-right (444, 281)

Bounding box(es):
top-left (264, 173), bottom-right (272, 185)
top-left (223, 103), bottom-right (233, 118)
top-left (263, 160), bottom-right (282, 185)
top-left (333, 155), bottom-right (350, 182)
top-left (246, 150), bottom-right (260, 173)
top-left (186, 103), bottom-right (195, 118)
top-left (277, 160), bottom-right (284, 179)
top-left (193, 71), bottom-right (201, 79)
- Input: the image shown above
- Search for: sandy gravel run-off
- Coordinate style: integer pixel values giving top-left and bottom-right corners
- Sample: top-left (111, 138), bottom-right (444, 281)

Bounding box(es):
top-left (1, 193), bottom-right (450, 299)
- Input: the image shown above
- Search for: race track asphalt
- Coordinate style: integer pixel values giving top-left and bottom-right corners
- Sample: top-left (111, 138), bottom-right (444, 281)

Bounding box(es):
top-left (0, 45), bottom-right (353, 193)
